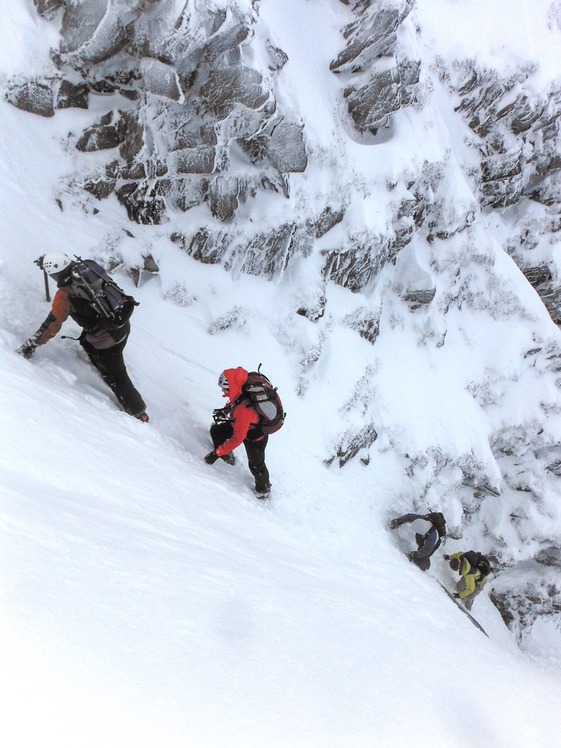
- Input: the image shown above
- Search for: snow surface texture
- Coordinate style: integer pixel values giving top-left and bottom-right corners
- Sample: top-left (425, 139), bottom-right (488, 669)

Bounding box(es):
top-left (1, 0), bottom-right (561, 746)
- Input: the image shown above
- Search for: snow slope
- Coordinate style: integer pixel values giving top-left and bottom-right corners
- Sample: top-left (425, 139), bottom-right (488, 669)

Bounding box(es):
top-left (3, 320), bottom-right (561, 748)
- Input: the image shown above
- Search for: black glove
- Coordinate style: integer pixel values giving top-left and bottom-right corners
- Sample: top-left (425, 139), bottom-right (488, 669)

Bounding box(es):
top-left (443, 554), bottom-right (450, 560)
top-left (452, 593), bottom-right (461, 599)
top-left (389, 519), bottom-right (401, 529)
top-left (18, 340), bottom-right (37, 359)
top-left (204, 451), bottom-right (219, 465)
top-left (212, 407), bottom-right (231, 423)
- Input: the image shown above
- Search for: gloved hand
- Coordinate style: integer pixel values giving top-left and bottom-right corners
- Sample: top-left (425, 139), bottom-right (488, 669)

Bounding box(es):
top-left (18, 340), bottom-right (37, 359)
top-left (212, 407), bottom-right (230, 423)
top-left (452, 593), bottom-right (461, 599)
top-left (204, 451), bottom-right (219, 465)
top-left (389, 519), bottom-right (401, 529)
top-left (443, 554), bottom-right (450, 560)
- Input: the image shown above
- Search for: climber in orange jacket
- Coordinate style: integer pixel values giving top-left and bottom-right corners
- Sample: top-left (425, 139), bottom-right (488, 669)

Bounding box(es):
top-left (18, 252), bottom-right (147, 421)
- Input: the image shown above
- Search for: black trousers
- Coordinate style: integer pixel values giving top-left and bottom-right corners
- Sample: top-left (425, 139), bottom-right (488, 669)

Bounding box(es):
top-left (80, 326), bottom-right (146, 417)
top-left (210, 421), bottom-right (270, 492)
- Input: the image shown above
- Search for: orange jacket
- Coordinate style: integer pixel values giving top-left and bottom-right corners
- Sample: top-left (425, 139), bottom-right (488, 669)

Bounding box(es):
top-left (35, 288), bottom-right (73, 345)
top-left (215, 367), bottom-right (261, 457)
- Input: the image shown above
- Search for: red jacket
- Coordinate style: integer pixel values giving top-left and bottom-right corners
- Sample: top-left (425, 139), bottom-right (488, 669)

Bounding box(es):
top-left (215, 367), bottom-right (261, 457)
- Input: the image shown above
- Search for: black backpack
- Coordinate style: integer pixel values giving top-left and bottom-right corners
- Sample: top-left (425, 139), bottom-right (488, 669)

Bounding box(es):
top-left (239, 366), bottom-right (285, 435)
top-left (69, 259), bottom-right (138, 329)
top-left (425, 512), bottom-right (446, 538)
top-left (463, 550), bottom-right (491, 579)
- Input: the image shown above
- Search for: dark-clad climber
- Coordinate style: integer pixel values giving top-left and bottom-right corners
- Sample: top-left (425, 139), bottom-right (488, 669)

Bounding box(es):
top-left (389, 511), bottom-right (447, 571)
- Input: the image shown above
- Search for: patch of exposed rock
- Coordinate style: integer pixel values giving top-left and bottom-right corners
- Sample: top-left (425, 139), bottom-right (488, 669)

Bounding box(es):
top-left (331, 0), bottom-right (419, 133)
top-left (6, 1), bottom-right (308, 230)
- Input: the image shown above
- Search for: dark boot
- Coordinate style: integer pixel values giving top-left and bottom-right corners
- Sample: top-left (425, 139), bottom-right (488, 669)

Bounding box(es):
top-left (409, 552), bottom-right (430, 572)
top-left (253, 469), bottom-right (271, 495)
top-left (255, 484), bottom-right (271, 499)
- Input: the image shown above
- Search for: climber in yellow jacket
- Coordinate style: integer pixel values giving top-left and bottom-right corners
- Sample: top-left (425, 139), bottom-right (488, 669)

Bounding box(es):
top-left (445, 550), bottom-right (491, 610)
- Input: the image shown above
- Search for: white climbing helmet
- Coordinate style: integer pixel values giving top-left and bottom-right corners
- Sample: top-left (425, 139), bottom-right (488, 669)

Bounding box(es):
top-left (218, 371), bottom-right (229, 391)
top-left (42, 252), bottom-right (73, 277)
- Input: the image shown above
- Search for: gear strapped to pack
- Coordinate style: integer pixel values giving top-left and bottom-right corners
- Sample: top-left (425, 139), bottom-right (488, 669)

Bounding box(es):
top-left (67, 259), bottom-right (139, 330)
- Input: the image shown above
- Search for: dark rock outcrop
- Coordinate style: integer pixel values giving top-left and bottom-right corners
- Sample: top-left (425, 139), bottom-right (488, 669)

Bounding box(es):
top-left (330, 1), bottom-right (414, 75)
top-left (326, 423), bottom-right (378, 467)
top-left (141, 59), bottom-right (181, 101)
top-left (343, 308), bottom-right (380, 344)
top-left (56, 79), bottom-right (89, 109)
top-left (331, 0), bottom-right (418, 133)
top-left (306, 206), bottom-right (345, 238)
top-left (76, 112), bottom-right (126, 152)
top-left (6, 2), bottom-right (308, 231)
top-left (116, 181), bottom-right (166, 225)
top-left (266, 121), bottom-right (308, 173)
top-left (344, 66), bottom-right (402, 132)
top-left (5, 80), bottom-right (55, 117)
top-left (199, 67), bottom-right (269, 118)
top-left (452, 65), bottom-right (561, 209)
top-left (403, 288), bottom-right (436, 306)
top-left (32, 0), bottom-right (63, 19)
top-left (491, 557), bottom-right (561, 649)
top-left (322, 227), bottom-right (409, 291)
top-left (207, 177), bottom-right (240, 223)
top-left (522, 265), bottom-right (561, 325)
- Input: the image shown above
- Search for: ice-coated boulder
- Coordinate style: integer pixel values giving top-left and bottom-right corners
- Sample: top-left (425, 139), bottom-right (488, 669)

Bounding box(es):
top-left (344, 67), bottom-right (402, 132)
top-left (56, 79), bottom-right (89, 109)
top-left (76, 112), bottom-right (125, 152)
top-left (141, 58), bottom-right (181, 101)
top-left (32, 0), bottom-right (64, 18)
top-left (5, 80), bottom-right (55, 117)
top-left (199, 66), bottom-right (268, 118)
top-left (116, 181), bottom-right (166, 224)
top-left (331, 3), bottom-right (412, 74)
top-left (207, 176), bottom-right (240, 222)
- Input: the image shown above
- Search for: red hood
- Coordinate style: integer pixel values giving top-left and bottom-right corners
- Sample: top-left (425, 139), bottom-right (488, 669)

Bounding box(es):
top-left (223, 367), bottom-right (248, 402)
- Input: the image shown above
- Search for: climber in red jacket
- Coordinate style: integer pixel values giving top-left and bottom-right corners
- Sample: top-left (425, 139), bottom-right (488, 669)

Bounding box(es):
top-left (204, 366), bottom-right (271, 498)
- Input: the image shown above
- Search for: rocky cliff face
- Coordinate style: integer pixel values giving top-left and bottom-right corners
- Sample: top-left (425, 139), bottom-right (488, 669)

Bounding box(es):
top-left (5, 0), bottom-right (561, 656)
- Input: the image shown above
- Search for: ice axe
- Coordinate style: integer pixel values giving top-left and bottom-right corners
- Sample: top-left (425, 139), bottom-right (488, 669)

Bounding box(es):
top-left (34, 255), bottom-right (50, 302)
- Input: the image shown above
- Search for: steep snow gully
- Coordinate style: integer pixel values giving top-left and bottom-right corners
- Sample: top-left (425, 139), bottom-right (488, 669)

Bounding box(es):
top-left (2, 0), bottom-right (561, 746)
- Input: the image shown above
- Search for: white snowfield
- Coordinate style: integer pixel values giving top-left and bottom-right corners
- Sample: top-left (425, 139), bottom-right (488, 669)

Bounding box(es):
top-left (1, 0), bottom-right (561, 746)
top-left (2, 340), bottom-right (561, 748)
